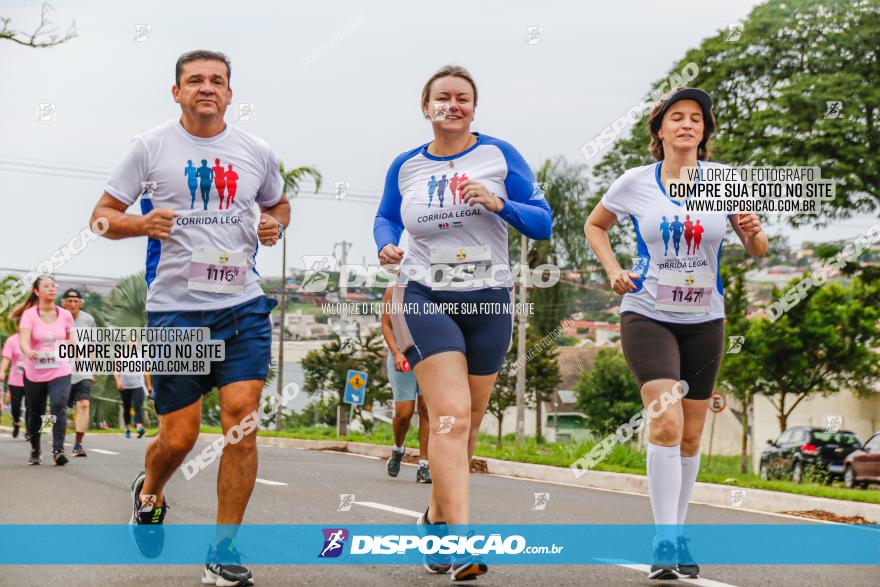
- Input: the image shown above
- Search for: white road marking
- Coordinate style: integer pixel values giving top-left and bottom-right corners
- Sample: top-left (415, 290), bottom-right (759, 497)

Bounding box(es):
top-left (89, 448), bottom-right (119, 455)
top-left (611, 563), bottom-right (739, 586)
top-left (353, 500), bottom-right (421, 518)
top-left (255, 478), bottom-right (288, 486)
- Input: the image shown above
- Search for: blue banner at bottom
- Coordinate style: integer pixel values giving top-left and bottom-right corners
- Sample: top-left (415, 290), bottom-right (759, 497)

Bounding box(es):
top-left (1, 524), bottom-right (877, 565)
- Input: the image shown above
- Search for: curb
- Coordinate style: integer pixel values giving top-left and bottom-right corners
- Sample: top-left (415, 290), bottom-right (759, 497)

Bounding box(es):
top-left (216, 433), bottom-right (880, 523)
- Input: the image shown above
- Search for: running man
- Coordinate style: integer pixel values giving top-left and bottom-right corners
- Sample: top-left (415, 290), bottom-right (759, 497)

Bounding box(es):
top-left (225, 163), bottom-right (239, 209)
top-left (683, 215), bottom-right (694, 255)
top-left (114, 369), bottom-right (152, 439)
top-left (197, 159), bottom-right (214, 210)
top-left (184, 160), bottom-right (198, 208)
top-left (374, 65), bottom-right (552, 581)
top-left (90, 49), bottom-right (288, 587)
top-left (61, 288), bottom-right (97, 457)
top-left (449, 172), bottom-right (461, 205)
top-left (12, 276), bottom-right (75, 466)
top-left (659, 216), bottom-right (671, 256)
top-left (380, 284), bottom-right (431, 483)
top-left (584, 87), bottom-right (767, 580)
top-left (670, 214), bottom-right (683, 256)
top-left (212, 158), bottom-right (227, 209)
top-left (1, 332), bottom-right (28, 440)
top-left (427, 174), bottom-right (438, 207)
top-left (437, 173), bottom-right (449, 207)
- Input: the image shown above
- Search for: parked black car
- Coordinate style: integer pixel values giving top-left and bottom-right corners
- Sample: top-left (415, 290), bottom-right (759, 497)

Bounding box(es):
top-left (759, 426), bottom-right (862, 483)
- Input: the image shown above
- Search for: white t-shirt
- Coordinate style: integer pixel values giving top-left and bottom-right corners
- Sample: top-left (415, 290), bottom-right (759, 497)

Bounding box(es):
top-left (105, 120), bottom-right (283, 312)
top-left (601, 161), bottom-right (730, 324)
top-left (373, 134), bottom-right (553, 291)
top-left (71, 310), bottom-right (96, 384)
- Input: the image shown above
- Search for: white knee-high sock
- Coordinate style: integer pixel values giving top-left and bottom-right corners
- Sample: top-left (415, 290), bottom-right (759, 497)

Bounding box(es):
top-left (647, 443), bottom-right (681, 541)
top-left (677, 454), bottom-right (700, 526)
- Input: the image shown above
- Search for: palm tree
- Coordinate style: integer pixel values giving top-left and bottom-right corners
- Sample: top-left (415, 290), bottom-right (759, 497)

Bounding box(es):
top-left (103, 271), bottom-right (147, 327)
top-left (274, 162), bottom-right (322, 430)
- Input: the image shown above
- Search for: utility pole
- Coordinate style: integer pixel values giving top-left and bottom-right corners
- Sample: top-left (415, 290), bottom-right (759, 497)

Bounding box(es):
top-left (334, 240), bottom-right (351, 300)
top-left (515, 235), bottom-right (529, 444)
top-left (275, 229), bottom-right (288, 431)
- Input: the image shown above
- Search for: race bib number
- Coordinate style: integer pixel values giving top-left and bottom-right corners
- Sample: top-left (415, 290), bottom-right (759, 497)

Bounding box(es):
top-left (35, 351), bottom-right (59, 370)
top-left (429, 245), bottom-right (492, 289)
top-left (655, 270), bottom-right (714, 313)
top-left (188, 249), bottom-right (247, 294)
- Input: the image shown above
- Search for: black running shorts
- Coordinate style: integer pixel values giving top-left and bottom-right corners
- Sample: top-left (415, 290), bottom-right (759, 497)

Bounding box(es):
top-left (619, 311), bottom-right (724, 400)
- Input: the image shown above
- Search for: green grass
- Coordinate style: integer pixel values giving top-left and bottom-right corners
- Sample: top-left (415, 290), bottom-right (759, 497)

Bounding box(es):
top-left (4, 413), bottom-right (876, 505)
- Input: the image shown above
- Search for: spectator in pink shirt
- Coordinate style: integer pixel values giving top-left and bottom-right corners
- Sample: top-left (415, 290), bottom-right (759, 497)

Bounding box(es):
top-left (12, 276), bottom-right (75, 466)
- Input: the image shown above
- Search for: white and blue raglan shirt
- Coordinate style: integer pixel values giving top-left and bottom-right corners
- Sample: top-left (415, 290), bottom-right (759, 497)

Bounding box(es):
top-left (601, 160), bottom-right (731, 324)
top-left (105, 120), bottom-right (283, 312)
top-left (373, 133), bottom-right (553, 290)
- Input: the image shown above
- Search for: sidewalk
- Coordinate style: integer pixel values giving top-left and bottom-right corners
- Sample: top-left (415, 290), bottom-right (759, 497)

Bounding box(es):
top-left (219, 433), bottom-right (880, 524)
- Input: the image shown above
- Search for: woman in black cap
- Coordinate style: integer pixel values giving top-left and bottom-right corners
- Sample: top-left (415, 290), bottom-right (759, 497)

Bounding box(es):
top-left (584, 86), bottom-right (767, 579)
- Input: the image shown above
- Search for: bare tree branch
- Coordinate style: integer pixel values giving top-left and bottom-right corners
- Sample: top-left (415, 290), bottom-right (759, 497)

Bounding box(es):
top-left (0, 2), bottom-right (77, 48)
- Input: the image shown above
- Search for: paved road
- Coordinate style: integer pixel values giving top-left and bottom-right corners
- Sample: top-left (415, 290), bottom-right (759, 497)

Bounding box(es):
top-left (0, 432), bottom-right (877, 586)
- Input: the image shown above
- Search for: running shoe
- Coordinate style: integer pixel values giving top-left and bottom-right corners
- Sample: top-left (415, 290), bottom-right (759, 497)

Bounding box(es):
top-left (676, 535), bottom-right (700, 578)
top-left (416, 507), bottom-right (452, 574)
top-left (450, 555), bottom-right (488, 581)
top-left (202, 537), bottom-right (254, 586)
top-left (53, 450), bottom-right (68, 466)
top-left (125, 428), bottom-right (131, 439)
top-left (129, 470), bottom-right (167, 558)
top-left (137, 427), bottom-right (146, 439)
top-left (386, 449), bottom-right (404, 477)
top-left (12, 421), bottom-right (20, 438)
top-left (416, 463), bottom-right (432, 484)
top-left (29, 449), bottom-right (41, 465)
top-left (72, 443), bottom-right (87, 457)
top-left (647, 539), bottom-right (678, 580)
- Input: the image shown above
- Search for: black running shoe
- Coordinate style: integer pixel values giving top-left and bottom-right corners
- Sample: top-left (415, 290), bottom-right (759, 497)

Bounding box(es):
top-left (647, 539), bottom-right (678, 580)
top-left (386, 449), bottom-right (404, 477)
top-left (129, 470), bottom-right (167, 558)
top-left (53, 450), bottom-right (68, 466)
top-left (416, 508), bottom-right (452, 574)
top-left (450, 555), bottom-right (488, 581)
top-left (137, 427), bottom-right (146, 439)
top-left (29, 449), bottom-right (41, 465)
top-left (676, 535), bottom-right (699, 578)
top-left (12, 421), bottom-right (20, 438)
top-left (416, 463), bottom-right (432, 484)
top-left (72, 443), bottom-right (87, 457)
top-left (203, 537), bottom-right (254, 586)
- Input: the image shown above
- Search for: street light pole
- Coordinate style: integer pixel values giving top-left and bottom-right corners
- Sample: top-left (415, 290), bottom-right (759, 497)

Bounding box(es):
top-left (275, 229), bottom-right (287, 432)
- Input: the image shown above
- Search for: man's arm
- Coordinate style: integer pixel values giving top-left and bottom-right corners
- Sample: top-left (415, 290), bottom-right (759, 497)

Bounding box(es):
top-left (91, 193), bottom-right (175, 240)
top-left (257, 197), bottom-right (291, 246)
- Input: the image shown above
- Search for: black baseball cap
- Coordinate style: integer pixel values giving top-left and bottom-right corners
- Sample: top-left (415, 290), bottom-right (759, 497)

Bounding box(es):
top-left (62, 288), bottom-right (83, 299)
top-left (650, 87), bottom-right (713, 133)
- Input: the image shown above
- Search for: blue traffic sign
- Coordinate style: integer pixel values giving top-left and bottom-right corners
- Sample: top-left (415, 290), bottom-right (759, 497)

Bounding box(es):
top-left (343, 369), bottom-right (367, 405)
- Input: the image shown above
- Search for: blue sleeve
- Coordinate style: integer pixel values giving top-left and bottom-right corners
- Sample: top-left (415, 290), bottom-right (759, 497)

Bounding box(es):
top-left (492, 140), bottom-right (553, 240)
top-left (373, 151), bottom-right (411, 253)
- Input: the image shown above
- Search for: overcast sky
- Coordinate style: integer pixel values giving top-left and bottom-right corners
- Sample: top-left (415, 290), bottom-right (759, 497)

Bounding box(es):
top-left (2, 0), bottom-right (875, 280)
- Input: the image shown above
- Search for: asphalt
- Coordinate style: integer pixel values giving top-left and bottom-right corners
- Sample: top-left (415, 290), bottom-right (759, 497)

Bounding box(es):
top-left (0, 432), bottom-right (877, 586)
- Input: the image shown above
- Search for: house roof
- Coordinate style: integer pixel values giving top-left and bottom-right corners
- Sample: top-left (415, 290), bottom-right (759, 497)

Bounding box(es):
top-left (554, 345), bottom-right (601, 401)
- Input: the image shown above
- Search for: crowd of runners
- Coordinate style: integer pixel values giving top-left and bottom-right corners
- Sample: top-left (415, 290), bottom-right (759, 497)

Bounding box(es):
top-left (1, 49), bottom-right (768, 585)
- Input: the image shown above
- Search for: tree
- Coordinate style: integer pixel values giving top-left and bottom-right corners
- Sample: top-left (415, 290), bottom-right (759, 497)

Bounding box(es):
top-left (592, 0), bottom-right (880, 227)
top-left (523, 325), bottom-right (561, 443)
top-left (574, 348), bottom-right (640, 437)
top-left (274, 161), bottom-right (322, 430)
top-left (300, 332), bottom-right (390, 434)
top-left (487, 355), bottom-right (518, 447)
top-left (103, 272), bottom-right (147, 327)
top-left (1, 2), bottom-right (76, 48)
top-left (738, 276), bottom-right (880, 432)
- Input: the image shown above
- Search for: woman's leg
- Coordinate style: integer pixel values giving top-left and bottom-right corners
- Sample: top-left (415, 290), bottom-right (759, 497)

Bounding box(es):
top-left (10, 385), bottom-right (23, 424)
top-left (132, 387), bottom-right (145, 427)
top-left (414, 351), bottom-right (471, 525)
top-left (466, 374), bottom-right (497, 460)
top-left (678, 399), bottom-right (709, 525)
top-left (392, 400), bottom-right (415, 447)
top-left (24, 379), bottom-right (48, 452)
top-left (121, 389), bottom-right (133, 428)
top-left (47, 376), bottom-right (71, 453)
top-left (642, 378), bottom-right (685, 538)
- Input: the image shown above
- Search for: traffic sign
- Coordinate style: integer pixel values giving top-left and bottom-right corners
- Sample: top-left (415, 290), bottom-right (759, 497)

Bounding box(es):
top-left (344, 369), bottom-right (367, 405)
top-left (709, 391), bottom-right (727, 413)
